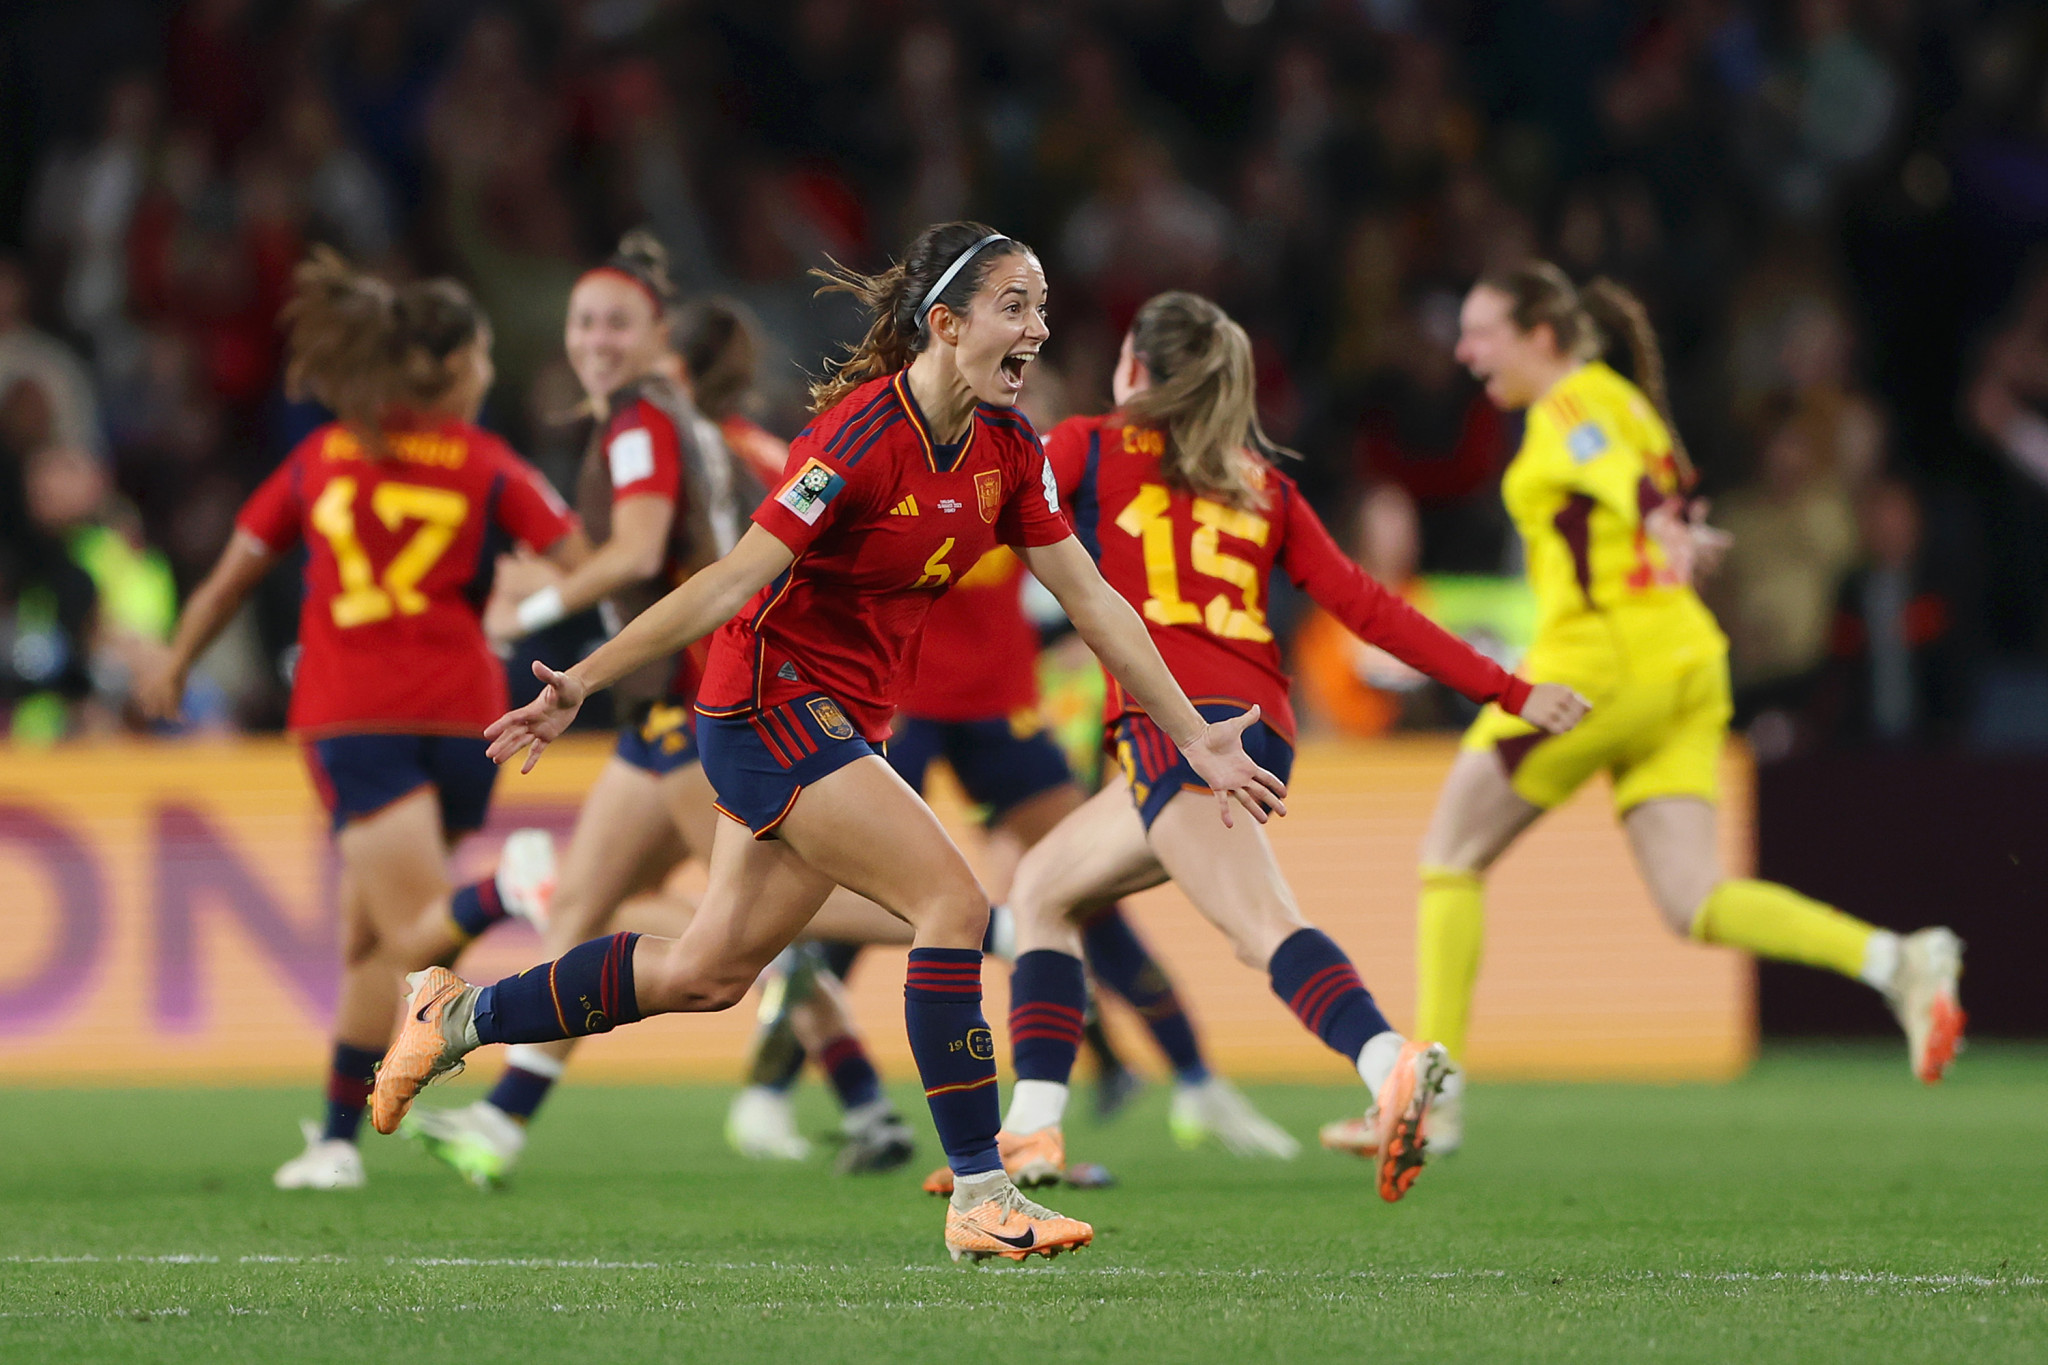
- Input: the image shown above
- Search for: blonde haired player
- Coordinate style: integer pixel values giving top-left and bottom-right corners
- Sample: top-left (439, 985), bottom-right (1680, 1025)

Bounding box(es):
top-left (1325, 263), bottom-right (1964, 1160)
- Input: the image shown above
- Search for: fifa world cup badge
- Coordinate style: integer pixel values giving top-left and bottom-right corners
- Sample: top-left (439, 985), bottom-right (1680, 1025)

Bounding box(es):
top-left (777, 458), bottom-right (847, 525)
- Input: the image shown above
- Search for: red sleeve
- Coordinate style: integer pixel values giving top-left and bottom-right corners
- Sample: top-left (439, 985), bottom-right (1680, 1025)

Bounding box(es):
top-left (235, 446), bottom-right (307, 553)
top-left (1043, 416), bottom-right (1094, 504)
top-left (1275, 477), bottom-right (1531, 716)
top-left (605, 400), bottom-right (681, 503)
top-left (750, 431), bottom-right (872, 555)
top-left (487, 441), bottom-right (577, 551)
top-left (994, 435), bottom-right (1073, 549)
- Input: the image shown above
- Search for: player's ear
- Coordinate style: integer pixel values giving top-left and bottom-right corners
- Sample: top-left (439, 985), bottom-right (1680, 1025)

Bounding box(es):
top-left (927, 302), bottom-right (961, 348)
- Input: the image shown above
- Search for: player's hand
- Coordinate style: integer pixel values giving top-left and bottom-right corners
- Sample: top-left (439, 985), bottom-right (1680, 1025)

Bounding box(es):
top-left (481, 590), bottom-right (523, 646)
top-left (1181, 705), bottom-right (1289, 828)
top-left (134, 661), bottom-right (187, 723)
top-left (1518, 683), bottom-right (1591, 735)
top-left (484, 661), bottom-right (589, 773)
top-left (1646, 498), bottom-right (1730, 586)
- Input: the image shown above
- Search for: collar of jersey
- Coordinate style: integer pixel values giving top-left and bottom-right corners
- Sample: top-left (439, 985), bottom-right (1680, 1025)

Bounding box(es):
top-left (891, 371), bottom-right (975, 474)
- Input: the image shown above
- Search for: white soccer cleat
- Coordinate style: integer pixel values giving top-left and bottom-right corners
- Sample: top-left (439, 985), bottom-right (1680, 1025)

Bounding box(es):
top-left (1424, 1067), bottom-right (1465, 1154)
top-left (496, 829), bottom-right (557, 929)
top-left (1169, 1077), bottom-right (1300, 1158)
top-left (273, 1120), bottom-right (365, 1191)
top-left (1889, 927), bottom-right (1965, 1084)
top-left (726, 1085), bottom-right (811, 1161)
top-left (403, 1100), bottom-right (527, 1190)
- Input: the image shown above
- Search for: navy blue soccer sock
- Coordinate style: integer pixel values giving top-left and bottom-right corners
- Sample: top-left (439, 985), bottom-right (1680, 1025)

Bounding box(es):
top-left (474, 932), bottom-right (643, 1045)
top-left (447, 876), bottom-right (506, 940)
top-left (903, 948), bottom-right (1001, 1176)
top-left (1008, 949), bottom-right (1087, 1085)
top-left (323, 1042), bottom-right (382, 1143)
top-left (817, 1034), bottom-right (883, 1112)
top-left (485, 1052), bottom-right (560, 1122)
top-left (1267, 928), bottom-right (1393, 1061)
top-left (1082, 905), bottom-right (1210, 1084)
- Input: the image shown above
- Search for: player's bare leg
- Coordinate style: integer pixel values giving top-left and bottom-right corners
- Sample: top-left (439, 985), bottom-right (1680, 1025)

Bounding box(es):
top-left (279, 789), bottom-right (452, 1190)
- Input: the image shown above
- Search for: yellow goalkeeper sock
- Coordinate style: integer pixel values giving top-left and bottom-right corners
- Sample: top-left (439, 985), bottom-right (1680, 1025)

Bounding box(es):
top-left (1689, 879), bottom-right (1876, 981)
top-left (1416, 867), bottom-right (1485, 1062)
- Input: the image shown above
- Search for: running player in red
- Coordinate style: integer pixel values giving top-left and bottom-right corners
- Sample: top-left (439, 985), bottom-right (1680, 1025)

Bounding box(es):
top-left (994, 291), bottom-right (1589, 1203)
top-left (407, 277), bottom-right (915, 1185)
top-left (370, 221), bottom-right (1283, 1262)
top-left (137, 251), bottom-right (578, 1189)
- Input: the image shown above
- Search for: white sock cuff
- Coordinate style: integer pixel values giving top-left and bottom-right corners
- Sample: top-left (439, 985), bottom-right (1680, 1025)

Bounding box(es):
top-left (1859, 930), bottom-right (1903, 993)
top-left (1003, 1078), bottom-right (1070, 1134)
top-left (1356, 1030), bottom-right (1406, 1101)
top-left (505, 1044), bottom-right (567, 1079)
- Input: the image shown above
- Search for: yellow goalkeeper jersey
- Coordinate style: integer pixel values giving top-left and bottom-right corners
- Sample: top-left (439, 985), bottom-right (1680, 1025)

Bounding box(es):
top-left (1502, 361), bottom-right (1727, 694)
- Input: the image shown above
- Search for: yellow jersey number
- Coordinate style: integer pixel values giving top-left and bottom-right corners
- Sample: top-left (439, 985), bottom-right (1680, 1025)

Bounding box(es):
top-left (308, 476), bottom-right (471, 627)
top-left (1113, 484), bottom-right (1273, 643)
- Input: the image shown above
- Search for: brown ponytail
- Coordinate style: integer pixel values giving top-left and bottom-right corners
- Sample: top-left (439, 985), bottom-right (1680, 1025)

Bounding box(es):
top-left (676, 296), bottom-right (761, 422)
top-left (1479, 261), bottom-right (1694, 489)
top-left (807, 220), bottom-right (1031, 413)
top-left (282, 247), bottom-right (487, 442)
top-left (1122, 290), bottom-right (1296, 511)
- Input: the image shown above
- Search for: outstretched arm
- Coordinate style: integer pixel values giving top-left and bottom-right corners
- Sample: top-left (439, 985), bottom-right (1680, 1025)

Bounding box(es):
top-left (136, 531), bottom-right (279, 721)
top-left (1278, 490), bottom-right (1588, 734)
top-left (485, 524), bottom-right (795, 771)
top-left (1020, 535), bottom-right (1286, 826)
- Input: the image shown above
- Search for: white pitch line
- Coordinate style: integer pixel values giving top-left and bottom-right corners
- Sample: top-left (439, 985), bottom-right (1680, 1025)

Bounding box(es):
top-left (4, 1255), bottom-right (2042, 1292)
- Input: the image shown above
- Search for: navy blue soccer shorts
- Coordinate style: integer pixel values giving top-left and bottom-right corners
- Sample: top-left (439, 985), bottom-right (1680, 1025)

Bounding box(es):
top-left (302, 732), bottom-right (498, 836)
top-left (696, 693), bottom-right (877, 838)
top-left (886, 711), bottom-right (1073, 823)
top-left (615, 695), bottom-right (702, 776)
top-left (1112, 702), bottom-right (1296, 832)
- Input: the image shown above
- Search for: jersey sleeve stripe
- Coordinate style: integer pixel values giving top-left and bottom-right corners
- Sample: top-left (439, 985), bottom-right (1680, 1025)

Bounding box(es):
top-left (843, 412), bottom-right (905, 468)
top-left (823, 387), bottom-right (896, 456)
top-left (1071, 427), bottom-right (1104, 560)
top-left (466, 472), bottom-right (511, 612)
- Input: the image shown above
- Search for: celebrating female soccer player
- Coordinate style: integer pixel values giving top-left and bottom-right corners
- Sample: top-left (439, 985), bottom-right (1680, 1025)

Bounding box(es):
top-left (137, 251), bottom-right (578, 1189)
top-left (1363, 263), bottom-right (1964, 1158)
top-left (409, 276), bottom-right (914, 1185)
top-left (992, 290), bottom-right (1587, 1204)
top-left (371, 222), bottom-right (1284, 1262)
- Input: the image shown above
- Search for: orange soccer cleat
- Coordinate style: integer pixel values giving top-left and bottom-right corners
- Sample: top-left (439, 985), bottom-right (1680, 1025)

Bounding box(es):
top-left (371, 967), bottom-right (477, 1135)
top-left (1891, 928), bottom-right (1966, 1084)
top-left (944, 1183), bottom-right (1093, 1264)
top-left (922, 1126), bottom-right (1066, 1196)
top-left (1319, 1112), bottom-right (1378, 1158)
top-left (1371, 1039), bottom-right (1451, 1203)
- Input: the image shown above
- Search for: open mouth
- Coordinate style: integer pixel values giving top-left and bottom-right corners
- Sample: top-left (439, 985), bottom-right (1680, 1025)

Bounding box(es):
top-left (998, 350), bottom-right (1036, 388)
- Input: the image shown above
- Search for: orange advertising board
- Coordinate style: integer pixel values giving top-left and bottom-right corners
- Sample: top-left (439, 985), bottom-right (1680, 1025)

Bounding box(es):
top-left (0, 736), bottom-right (1752, 1086)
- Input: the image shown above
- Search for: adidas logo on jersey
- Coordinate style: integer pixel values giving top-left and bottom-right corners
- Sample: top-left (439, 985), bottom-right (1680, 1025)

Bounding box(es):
top-left (891, 495), bottom-right (920, 516)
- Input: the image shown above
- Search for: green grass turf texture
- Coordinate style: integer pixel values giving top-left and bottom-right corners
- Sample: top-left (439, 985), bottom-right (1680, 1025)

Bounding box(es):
top-left (1, 1045), bottom-right (2042, 1364)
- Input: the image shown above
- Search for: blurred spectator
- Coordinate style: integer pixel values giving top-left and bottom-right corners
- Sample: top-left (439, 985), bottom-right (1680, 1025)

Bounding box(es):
top-left (1295, 483), bottom-right (1427, 737)
top-left (0, 384), bottom-right (97, 743)
top-left (0, 258), bottom-right (104, 456)
top-left (29, 74), bottom-right (158, 344)
top-left (1709, 400), bottom-right (1862, 719)
top-left (1808, 477), bottom-right (1968, 746)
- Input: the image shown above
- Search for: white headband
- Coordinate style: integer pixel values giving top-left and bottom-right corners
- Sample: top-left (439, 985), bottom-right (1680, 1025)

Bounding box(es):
top-left (915, 233), bottom-right (1009, 331)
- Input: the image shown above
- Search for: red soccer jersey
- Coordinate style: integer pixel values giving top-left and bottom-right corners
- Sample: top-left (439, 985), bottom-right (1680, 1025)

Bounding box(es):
top-left (237, 418), bottom-right (575, 735)
top-left (1045, 413), bottom-right (1528, 741)
top-left (697, 373), bottom-right (1071, 740)
top-left (899, 545), bottom-right (1040, 722)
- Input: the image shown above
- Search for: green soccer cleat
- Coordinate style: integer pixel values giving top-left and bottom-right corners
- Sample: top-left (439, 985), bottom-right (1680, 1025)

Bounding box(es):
top-left (402, 1100), bottom-right (525, 1190)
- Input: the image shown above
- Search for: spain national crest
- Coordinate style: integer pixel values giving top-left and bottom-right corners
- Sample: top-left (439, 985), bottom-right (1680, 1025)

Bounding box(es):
top-left (974, 469), bottom-right (1003, 523)
top-left (806, 696), bottom-right (857, 741)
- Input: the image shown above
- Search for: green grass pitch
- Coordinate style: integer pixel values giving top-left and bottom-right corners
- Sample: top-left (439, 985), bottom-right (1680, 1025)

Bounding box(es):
top-left (1, 1045), bottom-right (2042, 1363)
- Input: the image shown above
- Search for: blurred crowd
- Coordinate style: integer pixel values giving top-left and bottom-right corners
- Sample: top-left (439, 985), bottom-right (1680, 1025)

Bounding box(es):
top-left (1, 0), bottom-right (2045, 752)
